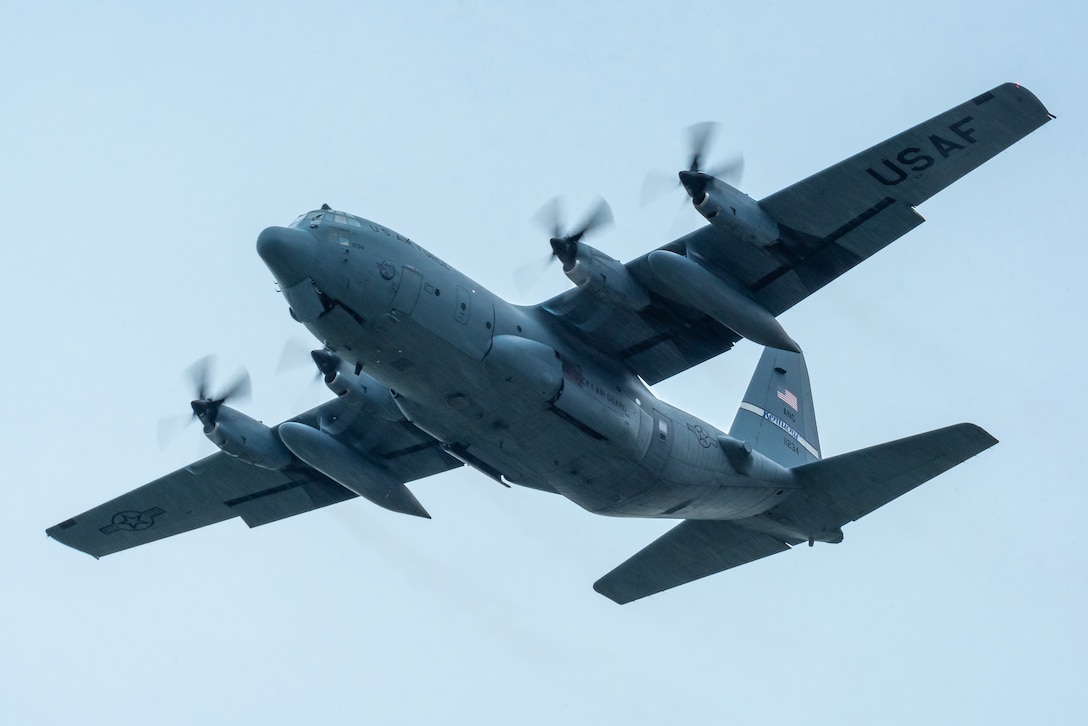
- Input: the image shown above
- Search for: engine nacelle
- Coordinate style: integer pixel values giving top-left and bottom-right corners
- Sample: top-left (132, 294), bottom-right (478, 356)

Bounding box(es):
top-left (563, 242), bottom-right (650, 311)
top-left (691, 177), bottom-right (780, 249)
top-left (203, 406), bottom-right (293, 470)
top-left (319, 358), bottom-right (404, 422)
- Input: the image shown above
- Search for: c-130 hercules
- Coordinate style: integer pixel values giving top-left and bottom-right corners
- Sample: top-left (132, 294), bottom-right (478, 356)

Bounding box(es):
top-left (48, 84), bottom-right (1052, 603)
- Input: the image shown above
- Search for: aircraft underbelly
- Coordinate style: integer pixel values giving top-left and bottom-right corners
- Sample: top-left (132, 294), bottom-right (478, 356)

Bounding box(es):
top-left (307, 281), bottom-right (791, 521)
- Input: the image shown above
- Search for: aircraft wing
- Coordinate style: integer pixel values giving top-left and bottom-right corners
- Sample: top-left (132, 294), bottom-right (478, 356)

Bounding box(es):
top-left (539, 83), bottom-right (1052, 384)
top-left (593, 520), bottom-right (795, 605)
top-left (46, 401), bottom-right (459, 558)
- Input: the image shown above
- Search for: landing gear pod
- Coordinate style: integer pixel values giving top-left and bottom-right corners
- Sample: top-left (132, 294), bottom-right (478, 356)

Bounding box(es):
top-left (484, 335), bottom-right (563, 404)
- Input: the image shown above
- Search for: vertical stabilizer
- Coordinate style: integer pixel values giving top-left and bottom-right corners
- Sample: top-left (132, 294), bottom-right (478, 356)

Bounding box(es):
top-left (728, 347), bottom-right (820, 467)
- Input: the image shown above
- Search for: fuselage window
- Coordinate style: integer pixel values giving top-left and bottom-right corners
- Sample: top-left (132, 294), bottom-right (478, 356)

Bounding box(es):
top-left (331, 228), bottom-right (355, 246)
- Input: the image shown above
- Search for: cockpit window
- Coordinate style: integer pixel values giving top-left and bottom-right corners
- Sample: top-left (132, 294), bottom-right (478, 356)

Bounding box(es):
top-left (288, 208), bottom-right (363, 230)
top-left (331, 212), bottom-right (363, 227)
top-left (288, 211), bottom-right (327, 229)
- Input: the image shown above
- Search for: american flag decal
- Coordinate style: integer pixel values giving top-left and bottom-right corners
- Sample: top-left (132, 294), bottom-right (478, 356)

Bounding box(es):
top-left (777, 388), bottom-right (798, 411)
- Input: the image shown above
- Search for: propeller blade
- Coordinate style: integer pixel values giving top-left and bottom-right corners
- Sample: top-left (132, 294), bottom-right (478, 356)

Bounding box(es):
top-left (640, 169), bottom-right (681, 206)
top-left (513, 253), bottom-right (556, 294)
top-left (531, 197), bottom-right (564, 240)
top-left (687, 121), bottom-right (719, 172)
top-left (217, 369), bottom-right (251, 404)
top-left (569, 197), bottom-right (613, 243)
top-left (276, 336), bottom-right (312, 374)
top-left (185, 355), bottom-right (214, 402)
top-left (156, 412), bottom-right (194, 450)
top-left (704, 153), bottom-right (745, 186)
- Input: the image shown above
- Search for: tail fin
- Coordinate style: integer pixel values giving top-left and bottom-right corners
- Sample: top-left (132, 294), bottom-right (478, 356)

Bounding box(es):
top-left (729, 347), bottom-right (820, 467)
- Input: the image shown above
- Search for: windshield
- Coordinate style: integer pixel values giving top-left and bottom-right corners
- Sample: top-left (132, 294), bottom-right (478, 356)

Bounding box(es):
top-left (289, 209), bottom-right (365, 229)
top-left (330, 211), bottom-right (363, 228)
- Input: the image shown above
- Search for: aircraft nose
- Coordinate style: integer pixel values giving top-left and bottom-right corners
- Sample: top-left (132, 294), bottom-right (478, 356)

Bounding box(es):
top-left (256, 226), bottom-right (317, 287)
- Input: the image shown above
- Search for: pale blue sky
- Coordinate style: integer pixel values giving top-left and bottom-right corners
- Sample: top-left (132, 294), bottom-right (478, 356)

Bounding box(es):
top-left (4, 2), bottom-right (1084, 724)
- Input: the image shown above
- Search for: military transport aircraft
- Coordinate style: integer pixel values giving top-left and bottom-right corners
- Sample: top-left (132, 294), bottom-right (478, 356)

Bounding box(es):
top-left (47, 83), bottom-right (1053, 603)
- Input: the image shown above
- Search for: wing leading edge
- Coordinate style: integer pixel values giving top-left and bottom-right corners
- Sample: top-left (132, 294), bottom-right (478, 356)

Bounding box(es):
top-left (539, 83), bottom-right (1053, 384)
top-left (46, 401), bottom-right (460, 558)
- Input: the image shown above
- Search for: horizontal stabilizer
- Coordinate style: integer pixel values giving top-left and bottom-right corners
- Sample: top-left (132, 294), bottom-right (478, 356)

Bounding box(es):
top-left (594, 423), bottom-right (996, 603)
top-left (788, 423), bottom-right (997, 529)
top-left (593, 520), bottom-right (792, 604)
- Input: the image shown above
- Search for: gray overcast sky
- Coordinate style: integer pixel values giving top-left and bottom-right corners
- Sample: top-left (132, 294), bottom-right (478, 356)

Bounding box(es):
top-left (4, 1), bottom-right (1084, 723)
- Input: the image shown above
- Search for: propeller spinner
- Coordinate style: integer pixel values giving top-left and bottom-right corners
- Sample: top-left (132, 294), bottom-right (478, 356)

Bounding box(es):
top-left (536, 197), bottom-right (613, 271)
top-left (186, 356), bottom-right (251, 432)
top-left (642, 121), bottom-right (744, 205)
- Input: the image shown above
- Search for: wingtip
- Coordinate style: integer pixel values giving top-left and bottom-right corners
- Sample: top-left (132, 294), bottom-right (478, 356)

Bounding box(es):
top-left (592, 578), bottom-right (634, 605)
top-left (957, 422), bottom-right (999, 451)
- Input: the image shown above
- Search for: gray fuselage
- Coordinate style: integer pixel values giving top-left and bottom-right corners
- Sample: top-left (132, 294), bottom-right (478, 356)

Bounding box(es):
top-left (262, 210), bottom-right (795, 520)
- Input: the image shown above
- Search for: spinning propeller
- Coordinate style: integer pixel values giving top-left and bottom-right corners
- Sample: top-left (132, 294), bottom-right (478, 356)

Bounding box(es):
top-left (158, 356), bottom-right (251, 447)
top-left (515, 197), bottom-right (613, 291)
top-left (537, 196), bottom-right (614, 270)
top-left (641, 121), bottom-right (744, 204)
top-left (186, 356), bottom-right (251, 431)
top-left (310, 348), bottom-right (342, 383)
